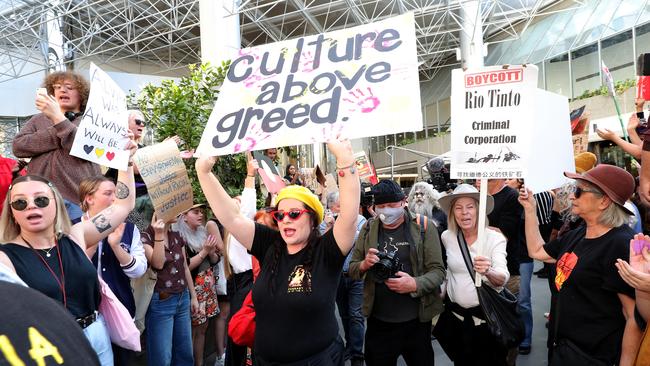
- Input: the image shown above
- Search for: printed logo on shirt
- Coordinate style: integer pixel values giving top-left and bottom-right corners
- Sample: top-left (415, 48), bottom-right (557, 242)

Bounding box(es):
top-left (555, 252), bottom-right (578, 291)
top-left (380, 237), bottom-right (409, 254)
top-left (287, 265), bottom-right (312, 294)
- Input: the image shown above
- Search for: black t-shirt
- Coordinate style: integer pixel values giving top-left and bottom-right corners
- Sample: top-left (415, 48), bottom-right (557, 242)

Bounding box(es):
top-left (0, 281), bottom-right (100, 365)
top-left (488, 186), bottom-right (527, 273)
top-left (372, 225), bottom-right (419, 322)
top-left (250, 223), bottom-right (345, 363)
top-left (544, 225), bottom-right (635, 364)
top-left (0, 236), bottom-right (101, 318)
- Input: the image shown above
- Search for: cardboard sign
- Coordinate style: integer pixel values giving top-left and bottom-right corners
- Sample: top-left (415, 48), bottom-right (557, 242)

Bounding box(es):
top-left (450, 65), bottom-right (538, 179)
top-left (132, 140), bottom-right (193, 222)
top-left (572, 133), bottom-right (589, 155)
top-left (70, 63), bottom-right (130, 170)
top-left (197, 13), bottom-right (422, 156)
top-left (354, 151), bottom-right (378, 184)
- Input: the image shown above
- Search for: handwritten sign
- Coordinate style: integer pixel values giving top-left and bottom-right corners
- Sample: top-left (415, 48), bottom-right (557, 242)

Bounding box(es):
top-left (132, 140), bottom-right (193, 222)
top-left (70, 63), bottom-right (129, 170)
top-left (197, 13), bottom-right (421, 156)
top-left (450, 65), bottom-right (538, 179)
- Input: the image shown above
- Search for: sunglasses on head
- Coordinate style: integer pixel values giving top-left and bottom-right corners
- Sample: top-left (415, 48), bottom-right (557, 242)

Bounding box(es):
top-left (134, 119), bottom-right (146, 127)
top-left (574, 186), bottom-right (601, 198)
top-left (10, 196), bottom-right (51, 211)
top-left (270, 209), bottom-right (309, 222)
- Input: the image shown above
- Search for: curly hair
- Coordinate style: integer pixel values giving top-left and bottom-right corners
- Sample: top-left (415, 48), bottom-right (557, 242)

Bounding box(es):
top-left (43, 71), bottom-right (91, 112)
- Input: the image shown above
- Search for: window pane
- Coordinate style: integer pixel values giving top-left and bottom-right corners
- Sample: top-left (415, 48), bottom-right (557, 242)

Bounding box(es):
top-left (636, 22), bottom-right (650, 58)
top-left (603, 0), bottom-right (646, 37)
top-left (574, 0), bottom-right (621, 47)
top-left (549, 1), bottom-right (599, 57)
top-left (601, 30), bottom-right (634, 84)
top-left (571, 43), bottom-right (599, 99)
top-left (387, 134), bottom-right (395, 147)
top-left (377, 135), bottom-right (386, 151)
top-left (545, 53), bottom-right (570, 97)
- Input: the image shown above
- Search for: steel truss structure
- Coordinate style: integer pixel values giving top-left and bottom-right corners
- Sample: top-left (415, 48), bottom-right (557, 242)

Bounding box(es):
top-left (0, 0), bottom-right (583, 83)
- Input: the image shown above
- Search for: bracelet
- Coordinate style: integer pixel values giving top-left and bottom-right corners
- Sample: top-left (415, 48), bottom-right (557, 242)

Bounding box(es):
top-left (154, 239), bottom-right (164, 242)
top-left (246, 174), bottom-right (255, 177)
top-left (336, 162), bottom-right (356, 177)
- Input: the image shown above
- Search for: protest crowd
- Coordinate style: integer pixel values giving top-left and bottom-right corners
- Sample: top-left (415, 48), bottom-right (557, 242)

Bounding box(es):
top-left (2, 41), bottom-right (650, 366)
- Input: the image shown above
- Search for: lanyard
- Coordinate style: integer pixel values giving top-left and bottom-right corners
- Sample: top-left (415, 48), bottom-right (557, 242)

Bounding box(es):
top-left (22, 235), bottom-right (67, 308)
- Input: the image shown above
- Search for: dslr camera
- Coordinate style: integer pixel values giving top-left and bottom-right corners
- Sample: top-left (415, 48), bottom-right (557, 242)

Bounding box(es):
top-left (370, 251), bottom-right (402, 282)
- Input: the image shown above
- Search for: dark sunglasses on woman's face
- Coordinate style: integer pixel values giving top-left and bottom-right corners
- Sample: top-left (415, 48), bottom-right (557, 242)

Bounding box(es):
top-left (10, 196), bottom-right (51, 211)
top-left (271, 209), bottom-right (309, 222)
top-left (134, 119), bottom-right (146, 127)
top-left (573, 186), bottom-right (600, 199)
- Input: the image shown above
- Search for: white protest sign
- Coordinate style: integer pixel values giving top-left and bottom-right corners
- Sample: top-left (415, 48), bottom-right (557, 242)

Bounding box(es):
top-left (450, 65), bottom-right (538, 180)
top-left (197, 13), bottom-right (421, 156)
top-left (70, 62), bottom-right (130, 170)
top-left (132, 140), bottom-right (194, 222)
top-left (451, 65), bottom-right (574, 192)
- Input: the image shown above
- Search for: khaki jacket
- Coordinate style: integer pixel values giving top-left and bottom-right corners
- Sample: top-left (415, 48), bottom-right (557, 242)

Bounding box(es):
top-left (348, 210), bottom-right (445, 322)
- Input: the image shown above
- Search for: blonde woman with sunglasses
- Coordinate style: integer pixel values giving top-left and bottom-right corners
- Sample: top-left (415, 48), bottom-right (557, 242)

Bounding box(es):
top-left (0, 136), bottom-right (137, 365)
top-left (196, 139), bottom-right (360, 365)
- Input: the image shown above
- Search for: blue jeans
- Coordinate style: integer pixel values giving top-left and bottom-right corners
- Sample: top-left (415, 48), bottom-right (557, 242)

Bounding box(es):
top-left (146, 289), bottom-right (193, 366)
top-left (64, 199), bottom-right (83, 221)
top-left (518, 262), bottom-right (534, 348)
top-left (83, 313), bottom-right (114, 366)
top-left (336, 275), bottom-right (365, 359)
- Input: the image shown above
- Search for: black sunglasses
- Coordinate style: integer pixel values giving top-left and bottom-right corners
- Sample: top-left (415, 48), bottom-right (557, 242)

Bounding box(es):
top-left (134, 119), bottom-right (146, 127)
top-left (10, 196), bottom-right (51, 211)
top-left (270, 209), bottom-right (309, 222)
top-left (574, 186), bottom-right (601, 198)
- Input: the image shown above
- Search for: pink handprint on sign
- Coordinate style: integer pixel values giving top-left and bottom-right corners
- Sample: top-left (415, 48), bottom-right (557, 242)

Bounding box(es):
top-left (232, 123), bottom-right (272, 153)
top-left (343, 87), bottom-right (380, 113)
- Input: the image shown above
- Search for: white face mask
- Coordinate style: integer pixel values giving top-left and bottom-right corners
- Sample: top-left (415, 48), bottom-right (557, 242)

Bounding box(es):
top-left (375, 206), bottom-right (404, 225)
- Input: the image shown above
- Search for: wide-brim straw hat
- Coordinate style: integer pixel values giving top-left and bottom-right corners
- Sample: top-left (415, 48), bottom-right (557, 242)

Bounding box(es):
top-left (438, 184), bottom-right (495, 215)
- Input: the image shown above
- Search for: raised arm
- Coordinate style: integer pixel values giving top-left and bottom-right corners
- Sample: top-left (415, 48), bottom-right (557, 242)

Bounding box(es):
top-left (329, 139), bottom-right (361, 256)
top-left (12, 116), bottom-right (64, 157)
top-left (518, 187), bottom-right (555, 262)
top-left (71, 137), bottom-right (137, 249)
top-left (596, 128), bottom-right (641, 159)
top-left (196, 155), bottom-right (255, 250)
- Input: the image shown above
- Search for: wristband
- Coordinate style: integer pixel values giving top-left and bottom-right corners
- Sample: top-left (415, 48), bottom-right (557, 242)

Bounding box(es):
top-left (128, 161), bottom-right (134, 167)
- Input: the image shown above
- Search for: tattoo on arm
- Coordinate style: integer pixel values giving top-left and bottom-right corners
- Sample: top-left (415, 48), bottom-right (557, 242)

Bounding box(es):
top-left (116, 181), bottom-right (129, 199)
top-left (92, 214), bottom-right (112, 233)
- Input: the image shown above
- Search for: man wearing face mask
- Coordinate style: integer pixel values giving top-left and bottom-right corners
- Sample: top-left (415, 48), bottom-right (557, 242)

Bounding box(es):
top-left (349, 180), bottom-right (445, 366)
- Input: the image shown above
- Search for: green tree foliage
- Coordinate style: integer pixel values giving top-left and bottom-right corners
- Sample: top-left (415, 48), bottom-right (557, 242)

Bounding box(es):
top-left (132, 61), bottom-right (248, 201)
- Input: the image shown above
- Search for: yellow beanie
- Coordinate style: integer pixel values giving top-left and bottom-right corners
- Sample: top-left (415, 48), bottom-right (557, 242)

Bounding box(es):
top-left (276, 185), bottom-right (324, 224)
top-left (574, 152), bottom-right (597, 174)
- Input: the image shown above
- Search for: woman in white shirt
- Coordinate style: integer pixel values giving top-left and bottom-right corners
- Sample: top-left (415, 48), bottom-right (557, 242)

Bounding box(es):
top-left (438, 184), bottom-right (509, 366)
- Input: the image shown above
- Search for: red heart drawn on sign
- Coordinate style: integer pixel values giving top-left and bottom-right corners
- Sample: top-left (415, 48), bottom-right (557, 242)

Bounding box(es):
top-left (106, 152), bottom-right (115, 161)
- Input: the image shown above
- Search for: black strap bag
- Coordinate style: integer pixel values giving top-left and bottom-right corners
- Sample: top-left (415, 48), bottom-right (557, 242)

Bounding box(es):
top-left (457, 232), bottom-right (525, 348)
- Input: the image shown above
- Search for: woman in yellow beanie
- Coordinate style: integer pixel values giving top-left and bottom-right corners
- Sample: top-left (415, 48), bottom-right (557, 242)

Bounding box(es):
top-left (196, 139), bottom-right (360, 365)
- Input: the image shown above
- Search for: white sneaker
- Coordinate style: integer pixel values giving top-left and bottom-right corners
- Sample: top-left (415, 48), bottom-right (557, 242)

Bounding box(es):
top-left (214, 354), bottom-right (225, 366)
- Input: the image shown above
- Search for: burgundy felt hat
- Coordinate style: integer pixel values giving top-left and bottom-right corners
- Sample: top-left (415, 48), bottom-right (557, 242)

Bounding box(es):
top-left (564, 164), bottom-right (634, 215)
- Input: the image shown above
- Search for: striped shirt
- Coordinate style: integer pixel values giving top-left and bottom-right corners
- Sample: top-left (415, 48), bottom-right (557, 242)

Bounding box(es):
top-left (534, 191), bottom-right (554, 225)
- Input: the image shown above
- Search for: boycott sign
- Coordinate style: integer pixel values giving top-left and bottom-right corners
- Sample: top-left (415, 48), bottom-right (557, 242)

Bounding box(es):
top-left (197, 13), bottom-right (421, 156)
top-left (70, 63), bottom-right (130, 170)
top-left (450, 66), bottom-right (538, 179)
top-left (133, 140), bottom-right (193, 222)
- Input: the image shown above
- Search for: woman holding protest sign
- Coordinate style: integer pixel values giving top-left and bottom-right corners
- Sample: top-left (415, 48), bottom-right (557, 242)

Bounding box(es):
top-left (196, 138), bottom-right (359, 365)
top-left (78, 175), bottom-right (147, 366)
top-left (0, 134), bottom-right (137, 365)
top-left (434, 184), bottom-right (510, 365)
top-left (519, 164), bottom-right (642, 365)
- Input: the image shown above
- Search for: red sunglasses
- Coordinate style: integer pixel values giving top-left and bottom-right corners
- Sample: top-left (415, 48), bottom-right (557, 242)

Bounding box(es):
top-left (270, 209), bottom-right (309, 222)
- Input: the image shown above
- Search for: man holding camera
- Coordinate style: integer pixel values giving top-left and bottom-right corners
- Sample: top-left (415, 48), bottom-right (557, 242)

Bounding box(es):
top-left (349, 179), bottom-right (445, 366)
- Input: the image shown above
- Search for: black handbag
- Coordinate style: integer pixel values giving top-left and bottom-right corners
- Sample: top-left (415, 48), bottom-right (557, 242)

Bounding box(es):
top-left (457, 232), bottom-right (525, 348)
